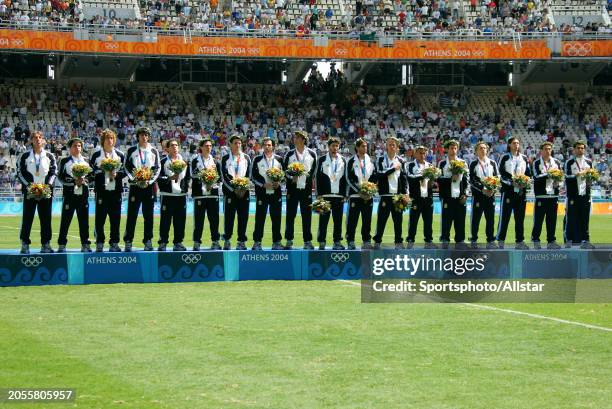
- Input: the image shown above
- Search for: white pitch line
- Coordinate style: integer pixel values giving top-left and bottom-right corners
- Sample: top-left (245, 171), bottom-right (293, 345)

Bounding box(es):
top-left (0, 225), bottom-right (81, 240)
top-left (337, 280), bottom-right (612, 333)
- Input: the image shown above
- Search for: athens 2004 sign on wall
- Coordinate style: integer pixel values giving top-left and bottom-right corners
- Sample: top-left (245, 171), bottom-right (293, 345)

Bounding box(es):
top-left (0, 30), bottom-right (553, 60)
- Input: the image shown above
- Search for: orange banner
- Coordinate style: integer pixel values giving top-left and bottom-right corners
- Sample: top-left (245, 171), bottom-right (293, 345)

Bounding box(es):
top-left (0, 30), bottom-right (551, 60)
top-left (561, 40), bottom-right (612, 57)
top-left (525, 202), bottom-right (611, 215)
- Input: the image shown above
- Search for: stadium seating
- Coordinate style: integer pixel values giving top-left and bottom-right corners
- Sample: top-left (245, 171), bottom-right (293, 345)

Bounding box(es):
top-left (1, 0), bottom-right (609, 31)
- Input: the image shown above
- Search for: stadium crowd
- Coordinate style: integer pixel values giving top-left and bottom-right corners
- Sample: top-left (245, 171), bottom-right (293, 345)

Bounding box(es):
top-left (1, 73), bottom-right (611, 195)
top-left (0, 0), bottom-right (610, 35)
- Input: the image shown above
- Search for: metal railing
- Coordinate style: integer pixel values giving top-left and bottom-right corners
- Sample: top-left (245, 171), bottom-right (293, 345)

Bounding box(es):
top-left (1, 20), bottom-right (612, 42)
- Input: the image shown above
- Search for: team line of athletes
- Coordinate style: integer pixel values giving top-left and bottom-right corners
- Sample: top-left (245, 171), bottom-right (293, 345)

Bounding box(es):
top-left (16, 127), bottom-right (596, 254)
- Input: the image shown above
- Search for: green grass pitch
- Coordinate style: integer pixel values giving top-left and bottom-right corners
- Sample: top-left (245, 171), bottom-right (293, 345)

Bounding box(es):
top-left (0, 214), bottom-right (610, 408)
top-left (0, 214), bottom-right (610, 248)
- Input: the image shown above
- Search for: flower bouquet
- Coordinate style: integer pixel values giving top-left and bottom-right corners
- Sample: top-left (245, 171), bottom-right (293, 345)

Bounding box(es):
top-left (169, 159), bottom-right (187, 174)
top-left (286, 162), bottom-right (306, 177)
top-left (311, 197), bottom-right (331, 215)
top-left (266, 167), bottom-right (285, 183)
top-left (547, 168), bottom-right (564, 183)
top-left (27, 183), bottom-right (52, 201)
top-left (231, 176), bottom-right (251, 198)
top-left (482, 176), bottom-right (501, 192)
top-left (422, 166), bottom-right (441, 180)
top-left (392, 194), bottom-right (411, 212)
top-left (134, 166), bottom-right (153, 188)
top-left (449, 160), bottom-right (467, 175)
top-left (199, 167), bottom-right (219, 189)
top-left (100, 158), bottom-right (122, 173)
top-left (512, 174), bottom-right (531, 190)
top-left (71, 163), bottom-right (91, 179)
top-left (581, 168), bottom-right (600, 183)
top-left (359, 181), bottom-right (378, 201)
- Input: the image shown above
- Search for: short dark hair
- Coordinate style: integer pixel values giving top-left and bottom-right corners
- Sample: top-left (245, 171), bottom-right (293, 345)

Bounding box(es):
top-left (475, 141), bottom-right (489, 151)
top-left (198, 138), bottom-right (213, 147)
top-left (507, 137), bottom-right (520, 145)
top-left (354, 138), bottom-right (367, 152)
top-left (573, 140), bottom-right (587, 148)
top-left (327, 137), bottom-right (341, 146)
top-left (136, 127), bottom-right (151, 137)
top-left (229, 134), bottom-right (242, 144)
top-left (539, 141), bottom-right (553, 150)
top-left (67, 138), bottom-right (83, 148)
top-left (444, 139), bottom-right (459, 149)
top-left (294, 130), bottom-right (309, 142)
top-left (262, 137), bottom-right (276, 147)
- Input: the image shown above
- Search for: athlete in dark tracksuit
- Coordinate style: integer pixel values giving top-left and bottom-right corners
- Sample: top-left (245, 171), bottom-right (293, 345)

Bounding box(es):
top-left (468, 144), bottom-right (499, 248)
top-left (531, 143), bottom-right (562, 249)
top-left (496, 137), bottom-right (532, 249)
top-left (190, 138), bottom-right (222, 251)
top-left (563, 141), bottom-right (594, 248)
top-left (17, 131), bottom-right (57, 254)
top-left (57, 138), bottom-right (92, 252)
top-left (90, 132), bottom-right (125, 252)
top-left (344, 138), bottom-right (376, 250)
top-left (251, 138), bottom-right (284, 250)
top-left (405, 156), bottom-right (436, 248)
top-left (123, 128), bottom-right (161, 251)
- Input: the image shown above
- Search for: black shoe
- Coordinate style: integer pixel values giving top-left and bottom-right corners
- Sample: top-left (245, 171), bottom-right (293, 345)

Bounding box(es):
top-left (40, 243), bottom-right (54, 253)
top-left (173, 243), bottom-right (187, 251)
top-left (144, 240), bottom-right (154, 251)
top-left (515, 242), bottom-right (530, 250)
top-left (333, 242), bottom-right (345, 250)
top-left (109, 243), bottom-right (122, 252)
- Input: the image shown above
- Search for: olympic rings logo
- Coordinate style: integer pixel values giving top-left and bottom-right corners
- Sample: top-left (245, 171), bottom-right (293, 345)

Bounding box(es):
top-left (104, 43), bottom-right (119, 50)
top-left (181, 254), bottom-right (201, 264)
top-left (564, 42), bottom-right (593, 57)
top-left (330, 252), bottom-right (350, 263)
top-left (21, 256), bottom-right (43, 267)
top-left (334, 48), bottom-right (348, 56)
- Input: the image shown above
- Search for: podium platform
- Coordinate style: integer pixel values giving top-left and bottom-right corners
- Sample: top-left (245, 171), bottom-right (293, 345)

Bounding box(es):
top-left (1, 249), bottom-right (610, 287)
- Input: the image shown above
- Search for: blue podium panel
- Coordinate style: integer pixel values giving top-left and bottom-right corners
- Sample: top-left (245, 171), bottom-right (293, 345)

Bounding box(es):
top-left (0, 254), bottom-right (68, 287)
top-left (305, 251), bottom-right (364, 280)
top-left (237, 251), bottom-right (302, 280)
top-left (83, 253), bottom-right (156, 284)
top-left (585, 250), bottom-right (612, 279)
top-left (522, 251), bottom-right (583, 279)
top-left (158, 252), bottom-right (225, 283)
